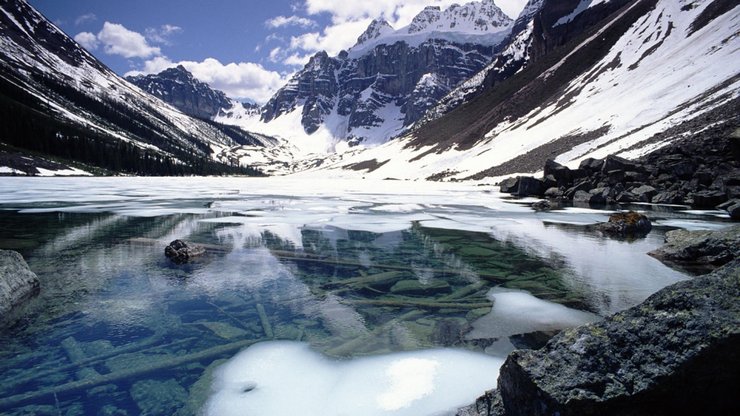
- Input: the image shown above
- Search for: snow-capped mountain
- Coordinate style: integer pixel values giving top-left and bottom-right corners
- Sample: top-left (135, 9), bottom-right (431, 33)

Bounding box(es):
top-left (126, 65), bottom-right (232, 120)
top-left (216, 0), bottom-right (513, 154)
top-left (306, 0), bottom-right (739, 181)
top-left (0, 0), bottom-right (279, 175)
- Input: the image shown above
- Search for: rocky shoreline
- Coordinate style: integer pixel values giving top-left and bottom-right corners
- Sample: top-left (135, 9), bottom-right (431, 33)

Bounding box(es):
top-left (458, 256), bottom-right (740, 416)
top-left (499, 124), bottom-right (740, 219)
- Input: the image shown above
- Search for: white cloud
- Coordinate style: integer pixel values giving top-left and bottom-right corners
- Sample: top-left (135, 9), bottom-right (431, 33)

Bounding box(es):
top-left (74, 31), bottom-right (99, 50)
top-left (74, 13), bottom-right (96, 26)
top-left (265, 15), bottom-right (317, 29)
top-left (145, 24), bottom-right (183, 45)
top-left (283, 53), bottom-right (312, 66)
top-left (127, 57), bottom-right (290, 104)
top-left (285, 0), bottom-right (529, 57)
top-left (288, 19), bottom-right (370, 56)
top-left (268, 47), bottom-right (283, 62)
top-left (97, 22), bottom-right (161, 58)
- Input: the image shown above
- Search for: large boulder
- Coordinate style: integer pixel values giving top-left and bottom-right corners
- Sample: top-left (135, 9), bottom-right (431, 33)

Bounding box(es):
top-left (601, 154), bottom-right (638, 173)
top-left (543, 159), bottom-right (572, 186)
top-left (727, 201), bottom-right (740, 220)
top-left (648, 225), bottom-right (739, 269)
top-left (499, 177), bottom-right (519, 194)
top-left (592, 211), bottom-right (652, 237)
top-left (515, 177), bottom-right (545, 197)
top-left (691, 190), bottom-right (727, 208)
top-left (0, 249), bottom-right (40, 317)
top-left (165, 240), bottom-right (205, 264)
top-left (461, 260), bottom-right (740, 416)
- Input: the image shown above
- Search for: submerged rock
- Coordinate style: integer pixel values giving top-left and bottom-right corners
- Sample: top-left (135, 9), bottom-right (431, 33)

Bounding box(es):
top-left (390, 279), bottom-right (452, 296)
top-left (0, 249), bottom-right (40, 317)
top-left (648, 225), bottom-right (739, 270)
top-left (130, 379), bottom-right (188, 415)
top-left (592, 211), bottom-right (652, 237)
top-left (164, 239), bottom-right (205, 264)
top-left (460, 260), bottom-right (740, 416)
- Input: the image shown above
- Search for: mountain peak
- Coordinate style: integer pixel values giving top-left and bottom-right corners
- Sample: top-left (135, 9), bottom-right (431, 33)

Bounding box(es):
top-left (126, 66), bottom-right (232, 120)
top-left (349, 0), bottom-right (513, 54)
top-left (356, 18), bottom-right (394, 46)
top-left (407, 0), bottom-right (512, 34)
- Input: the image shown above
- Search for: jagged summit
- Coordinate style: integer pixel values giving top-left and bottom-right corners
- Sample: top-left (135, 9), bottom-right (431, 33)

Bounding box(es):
top-left (407, 0), bottom-right (511, 34)
top-left (126, 65), bottom-right (232, 120)
top-left (350, 0), bottom-right (513, 53)
top-left (216, 0), bottom-right (513, 153)
top-left (356, 18), bottom-right (394, 46)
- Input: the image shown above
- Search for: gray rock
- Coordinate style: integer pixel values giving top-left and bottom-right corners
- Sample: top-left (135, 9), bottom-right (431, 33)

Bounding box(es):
top-left (465, 260), bottom-right (740, 416)
top-left (0, 249), bottom-right (40, 317)
top-left (601, 154), bottom-right (637, 173)
top-left (572, 190), bottom-right (592, 204)
top-left (515, 176), bottom-right (545, 197)
top-left (615, 191), bottom-right (637, 203)
top-left (691, 190), bottom-right (727, 208)
top-left (543, 187), bottom-right (564, 199)
top-left (499, 177), bottom-right (519, 194)
top-left (543, 159), bottom-right (572, 186)
top-left (164, 240), bottom-right (205, 264)
top-left (652, 190), bottom-right (685, 205)
top-left (631, 184), bottom-right (657, 202)
top-left (587, 187), bottom-right (611, 204)
top-left (592, 211), bottom-right (652, 237)
top-left (648, 225), bottom-right (739, 269)
top-left (531, 200), bottom-right (553, 211)
top-left (578, 157), bottom-right (603, 173)
top-left (728, 202), bottom-right (740, 220)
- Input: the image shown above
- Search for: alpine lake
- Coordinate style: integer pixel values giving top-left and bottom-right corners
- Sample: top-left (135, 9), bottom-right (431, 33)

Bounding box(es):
top-left (0, 177), bottom-right (731, 416)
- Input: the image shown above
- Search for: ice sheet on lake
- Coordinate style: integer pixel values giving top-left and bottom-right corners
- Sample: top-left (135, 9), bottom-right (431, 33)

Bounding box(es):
top-left (204, 341), bottom-right (504, 416)
top-left (466, 288), bottom-right (598, 341)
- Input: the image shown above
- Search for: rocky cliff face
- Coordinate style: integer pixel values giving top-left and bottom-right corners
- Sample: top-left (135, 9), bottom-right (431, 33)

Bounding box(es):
top-left (425, 0), bottom-right (633, 122)
top-left (328, 0), bottom-right (738, 181)
top-left (126, 65), bottom-right (232, 120)
top-left (252, 0), bottom-right (513, 147)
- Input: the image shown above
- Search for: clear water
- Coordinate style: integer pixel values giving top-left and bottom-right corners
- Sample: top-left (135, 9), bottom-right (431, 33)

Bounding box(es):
top-left (0, 177), bottom-right (727, 416)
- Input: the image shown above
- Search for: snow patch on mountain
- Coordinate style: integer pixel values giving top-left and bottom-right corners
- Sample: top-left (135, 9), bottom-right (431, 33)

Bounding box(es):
top-left (350, 0), bottom-right (512, 57)
top-left (315, 0), bottom-right (739, 181)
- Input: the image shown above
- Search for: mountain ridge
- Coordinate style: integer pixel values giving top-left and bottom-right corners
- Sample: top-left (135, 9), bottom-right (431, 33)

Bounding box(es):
top-left (307, 0), bottom-right (739, 181)
top-left (215, 0), bottom-right (513, 154)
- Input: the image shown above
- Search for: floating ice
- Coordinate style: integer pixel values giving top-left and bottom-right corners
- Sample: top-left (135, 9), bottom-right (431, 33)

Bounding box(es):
top-left (466, 288), bottom-right (598, 341)
top-left (204, 341), bottom-right (504, 416)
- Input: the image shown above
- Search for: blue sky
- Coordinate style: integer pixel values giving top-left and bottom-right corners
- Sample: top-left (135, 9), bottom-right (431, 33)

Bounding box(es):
top-left (29, 0), bottom-right (527, 103)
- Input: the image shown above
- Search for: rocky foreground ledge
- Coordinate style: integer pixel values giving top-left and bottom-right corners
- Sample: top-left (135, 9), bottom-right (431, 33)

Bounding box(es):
top-left (457, 258), bottom-right (740, 416)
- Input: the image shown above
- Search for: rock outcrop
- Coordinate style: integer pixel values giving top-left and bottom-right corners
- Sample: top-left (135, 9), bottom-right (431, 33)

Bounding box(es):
top-left (164, 240), bottom-right (205, 264)
top-left (500, 122), bottom-right (740, 216)
top-left (459, 259), bottom-right (740, 416)
top-left (591, 211), bottom-right (652, 237)
top-left (648, 225), bottom-right (740, 271)
top-left (0, 249), bottom-right (40, 317)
